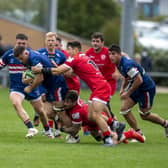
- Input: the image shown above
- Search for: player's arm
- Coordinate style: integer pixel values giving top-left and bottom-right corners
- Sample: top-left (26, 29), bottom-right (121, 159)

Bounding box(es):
top-left (112, 66), bottom-right (123, 81)
top-left (63, 68), bottom-right (75, 77)
top-left (24, 73), bottom-right (44, 93)
top-left (120, 68), bottom-right (143, 99)
top-left (32, 64), bottom-right (70, 75)
top-left (126, 73), bottom-right (143, 95)
top-left (120, 77), bottom-right (128, 95)
top-left (24, 64), bottom-right (44, 93)
top-left (0, 58), bottom-right (6, 70)
top-left (61, 123), bottom-right (81, 137)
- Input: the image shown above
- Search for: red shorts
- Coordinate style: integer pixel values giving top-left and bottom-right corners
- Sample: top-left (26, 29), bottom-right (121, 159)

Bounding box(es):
top-left (107, 79), bottom-right (117, 96)
top-left (89, 82), bottom-right (111, 104)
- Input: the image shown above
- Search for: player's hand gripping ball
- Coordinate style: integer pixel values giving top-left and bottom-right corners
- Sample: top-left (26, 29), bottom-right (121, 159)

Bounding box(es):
top-left (23, 70), bottom-right (35, 79)
top-left (22, 70), bottom-right (35, 84)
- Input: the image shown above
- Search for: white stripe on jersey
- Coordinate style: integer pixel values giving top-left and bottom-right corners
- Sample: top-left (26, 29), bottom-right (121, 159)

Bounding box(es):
top-left (57, 87), bottom-right (62, 101)
top-left (127, 67), bottom-right (139, 78)
top-left (146, 92), bottom-right (150, 108)
top-left (8, 66), bottom-right (26, 70)
top-left (9, 71), bottom-right (24, 74)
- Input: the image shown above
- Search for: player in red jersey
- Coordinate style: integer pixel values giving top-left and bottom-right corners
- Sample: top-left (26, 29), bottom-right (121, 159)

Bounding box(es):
top-left (61, 91), bottom-right (144, 144)
top-left (55, 37), bottom-right (89, 135)
top-left (85, 32), bottom-right (121, 117)
top-left (55, 37), bottom-right (80, 94)
top-left (32, 41), bottom-right (125, 146)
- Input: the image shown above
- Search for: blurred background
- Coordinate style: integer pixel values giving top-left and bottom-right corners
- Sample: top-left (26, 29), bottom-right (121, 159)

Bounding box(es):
top-left (0, 0), bottom-right (168, 88)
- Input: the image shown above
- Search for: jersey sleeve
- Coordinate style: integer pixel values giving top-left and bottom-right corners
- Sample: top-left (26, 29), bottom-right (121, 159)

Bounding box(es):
top-left (127, 66), bottom-right (139, 78)
top-left (56, 50), bottom-right (66, 64)
top-left (31, 57), bottom-right (43, 68)
top-left (64, 57), bottom-right (75, 68)
top-left (0, 50), bottom-right (10, 69)
top-left (0, 58), bottom-right (6, 69)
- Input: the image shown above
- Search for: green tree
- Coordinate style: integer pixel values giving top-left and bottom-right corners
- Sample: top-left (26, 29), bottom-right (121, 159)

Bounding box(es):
top-left (58, 0), bottom-right (121, 41)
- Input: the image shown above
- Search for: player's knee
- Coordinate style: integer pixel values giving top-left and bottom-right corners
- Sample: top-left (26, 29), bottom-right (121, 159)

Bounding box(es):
top-left (120, 108), bottom-right (131, 115)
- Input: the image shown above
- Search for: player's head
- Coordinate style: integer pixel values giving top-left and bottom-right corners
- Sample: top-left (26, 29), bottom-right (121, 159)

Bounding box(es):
top-left (108, 44), bottom-right (121, 64)
top-left (45, 32), bottom-right (57, 51)
top-left (91, 32), bottom-right (104, 52)
top-left (15, 33), bottom-right (28, 48)
top-left (55, 37), bottom-right (62, 50)
top-left (14, 46), bottom-right (29, 64)
top-left (63, 91), bottom-right (79, 110)
top-left (67, 41), bottom-right (81, 57)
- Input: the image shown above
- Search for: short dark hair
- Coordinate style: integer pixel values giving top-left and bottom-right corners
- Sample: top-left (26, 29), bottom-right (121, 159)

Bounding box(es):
top-left (16, 33), bottom-right (28, 40)
top-left (56, 37), bottom-right (62, 43)
top-left (65, 91), bottom-right (78, 103)
top-left (108, 44), bottom-right (121, 54)
top-left (14, 46), bottom-right (26, 57)
top-left (91, 32), bottom-right (104, 42)
top-left (67, 41), bottom-right (81, 51)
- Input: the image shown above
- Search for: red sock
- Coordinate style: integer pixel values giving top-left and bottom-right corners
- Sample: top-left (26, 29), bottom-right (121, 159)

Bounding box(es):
top-left (107, 117), bottom-right (113, 125)
top-left (102, 130), bottom-right (111, 137)
top-left (123, 130), bottom-right (133, 139)
top-left (48, 120), bottom-right (54, 128)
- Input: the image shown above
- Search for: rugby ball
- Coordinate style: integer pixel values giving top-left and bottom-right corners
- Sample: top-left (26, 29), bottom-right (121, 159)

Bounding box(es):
top-left (23, 70), bottom-right (35, 79)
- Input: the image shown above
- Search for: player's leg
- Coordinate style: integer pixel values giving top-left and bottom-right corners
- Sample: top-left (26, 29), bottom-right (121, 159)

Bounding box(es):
top-left (53, 86), bottom-right (70, 137)
top-left (30, 98), bottom-right (54, 138)
top-left (33, 86), bottom-right (46, 126)
top-left (9, 91), bottom-right (38, 138)
top-left (88, 101), bottom-right (114, 146)
top-left (120, 97), bottom-right (139, 130)
top-left (138, 88), bottom-right (168, 137)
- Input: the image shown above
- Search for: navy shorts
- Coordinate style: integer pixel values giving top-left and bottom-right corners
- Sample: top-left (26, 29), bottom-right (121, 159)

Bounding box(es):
top-left (130, 87), bottom-right (156, 109)
top-left (10, 87), bottom-right (41, 101)
top-left (46, 84), bottom-right (68, 102)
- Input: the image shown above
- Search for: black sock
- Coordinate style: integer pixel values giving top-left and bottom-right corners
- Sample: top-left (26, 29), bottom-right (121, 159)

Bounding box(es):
top-left (24, 119), bottom-right (33, 129)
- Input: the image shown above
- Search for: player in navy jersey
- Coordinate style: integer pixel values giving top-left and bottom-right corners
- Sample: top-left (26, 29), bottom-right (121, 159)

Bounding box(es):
top-left (108, 44), bottom-right (168, 138)
top-left (13, 46), bottom-right (70, 131)
top-left (0, 33), bottom-right (53, 138)
top-left (36, 32), bottom-right (67, 137)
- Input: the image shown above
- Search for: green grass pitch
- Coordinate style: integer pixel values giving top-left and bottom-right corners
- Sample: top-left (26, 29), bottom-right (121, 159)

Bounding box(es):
top-left (0, 88), bottom-right (168, 168)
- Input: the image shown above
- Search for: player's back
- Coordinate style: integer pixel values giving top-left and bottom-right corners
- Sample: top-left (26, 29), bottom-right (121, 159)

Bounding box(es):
top-left (119, 56), bottom-right (155, 90)
top-left (68, 99), bottom-right (96, 127)
top-left (65, 53), bottom-right (107, 92)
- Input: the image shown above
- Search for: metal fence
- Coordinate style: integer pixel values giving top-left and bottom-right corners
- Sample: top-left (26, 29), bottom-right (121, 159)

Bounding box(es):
top-left (0, 67), bottom-right (9, 87)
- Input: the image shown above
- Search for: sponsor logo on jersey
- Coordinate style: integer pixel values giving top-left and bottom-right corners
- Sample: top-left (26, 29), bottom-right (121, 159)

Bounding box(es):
top-left (72, 112), bottom-right (80, 119)
top-left (101, 54), bottom-right (106, 60)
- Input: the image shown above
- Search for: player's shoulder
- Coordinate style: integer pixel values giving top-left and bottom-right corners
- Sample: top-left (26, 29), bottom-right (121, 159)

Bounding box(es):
top-left (2, 48), bottom-right (13, 58)
top-left (55, 49), bottom-right (65, 58)
top-left (37, 48), bottom-right (47, 54)
top-left (101, 46), bottom-right (109, 53)
top-left (85, 47), bottom-right (94, 54)
top-left (121, 56), bottom-right (136, 69)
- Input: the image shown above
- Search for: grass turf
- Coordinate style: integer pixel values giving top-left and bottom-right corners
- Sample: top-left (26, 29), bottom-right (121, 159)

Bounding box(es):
top-left (0, 88), bottom-right (168, 168)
